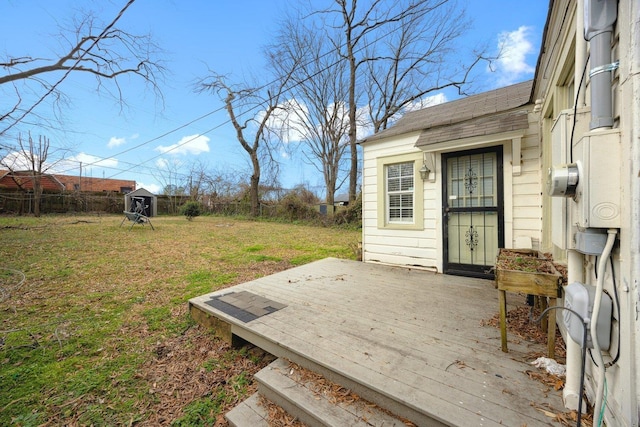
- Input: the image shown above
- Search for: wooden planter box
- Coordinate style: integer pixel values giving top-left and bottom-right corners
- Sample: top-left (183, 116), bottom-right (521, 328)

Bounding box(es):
top-left (495, 249), bottom-right (562, 358)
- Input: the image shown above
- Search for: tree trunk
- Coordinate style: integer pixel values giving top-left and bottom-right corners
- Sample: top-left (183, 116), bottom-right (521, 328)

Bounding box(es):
top-left (33, 174), bottom-right (42, 217)
top-left (250, 152), bottom-right (261, 217)
top-left (325, 188), bottom-right (335, 216)
top-left (347, 36), bottom-right (358, 204)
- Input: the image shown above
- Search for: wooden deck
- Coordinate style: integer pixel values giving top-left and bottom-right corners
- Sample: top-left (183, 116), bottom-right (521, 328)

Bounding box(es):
top-left (190, 258), bottom-right (564, 426)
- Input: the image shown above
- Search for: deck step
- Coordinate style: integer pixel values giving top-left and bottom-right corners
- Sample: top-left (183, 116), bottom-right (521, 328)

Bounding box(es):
top-left (225, 393), bottom-right (269, 427)
top-left (255, 358), bottom-right (407, 427)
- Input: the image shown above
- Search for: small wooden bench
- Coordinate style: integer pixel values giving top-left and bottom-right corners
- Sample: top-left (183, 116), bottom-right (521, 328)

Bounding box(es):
top-left (120, 211), bottom-right (155, 230)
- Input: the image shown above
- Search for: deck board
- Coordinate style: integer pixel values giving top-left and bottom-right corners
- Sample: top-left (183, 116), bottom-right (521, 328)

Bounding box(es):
top-left (190, 258), bottom-right (564, 426)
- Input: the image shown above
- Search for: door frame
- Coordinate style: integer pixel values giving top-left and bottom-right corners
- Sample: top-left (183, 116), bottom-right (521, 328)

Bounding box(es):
top-left (441, 146), bottom-right (505, 279)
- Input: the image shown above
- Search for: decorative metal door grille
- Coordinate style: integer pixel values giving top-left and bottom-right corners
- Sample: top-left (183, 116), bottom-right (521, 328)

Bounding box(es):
top-left (442, 147), bottom-right (504, 278)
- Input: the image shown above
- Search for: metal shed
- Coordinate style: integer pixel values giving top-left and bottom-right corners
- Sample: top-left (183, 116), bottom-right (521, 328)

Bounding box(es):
top-left (124, 188), bottom-right (157, 217)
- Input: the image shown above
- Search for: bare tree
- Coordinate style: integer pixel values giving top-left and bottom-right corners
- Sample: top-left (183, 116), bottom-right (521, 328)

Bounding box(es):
top-left (206, 169), bottom-right (246, 203)
top-left (196, 75), bottom-right (288, 217)
top-left (309, 0), bottom-right (486, 202)
top-left (363, 2), bottom-right (486, 132)
top-left (269, 20), bottom-right (351, 209)
top-left (154, 158), bottom-right (186, 214)
top-left (0, 0), bottom-right (164, 137)
top-left (0, 133), bottom-right (66, 216)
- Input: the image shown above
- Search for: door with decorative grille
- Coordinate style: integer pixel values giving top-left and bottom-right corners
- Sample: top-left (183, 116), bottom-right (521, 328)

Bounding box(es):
top-left (442, 147), bottom-right (504, 278)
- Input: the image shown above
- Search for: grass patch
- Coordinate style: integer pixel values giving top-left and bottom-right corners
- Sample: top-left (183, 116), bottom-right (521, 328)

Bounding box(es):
top-left (243, 244), bottom-right (265, 252)
top-left (171, 395), bottom-right (223, 426)
top-left (0, 215), bottom-right (359, 425)
top-left (183, 270), bottom-right (237, 301)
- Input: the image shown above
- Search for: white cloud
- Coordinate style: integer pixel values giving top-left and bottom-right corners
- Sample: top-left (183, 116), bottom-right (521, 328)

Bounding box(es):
top-left (108, 133), bottom-right (139, 149)
top-left (155, 158), bottom-right (169, 169)
top-left (0, 150), bottom-right (31, 170)
top-left (71, 153), bottom-right (119, 169)
top-left (155, 134), bottom-right (210, 155)
top-left (136, 181), bottom-right (161, 194)
top-left (493, 26), bottom-right (536, 86)
top-left (0, 150), bottom-right (118, 175)
top-left (404, 93), bottom-right (448, 112)
top-left (107, 136), bottom-right (126, 148)
top-left (48, 153), bottom-right (119, 175)
top-left (263, 99), bottom-right (309, 144)
top-left (355, 105), bottom-right (374, 139)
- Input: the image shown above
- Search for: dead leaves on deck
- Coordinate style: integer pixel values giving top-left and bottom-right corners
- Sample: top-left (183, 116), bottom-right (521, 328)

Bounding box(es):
top-left (482, 305), bottom-right (567, 359)
top-left (484, 305), bottom-right (597, 427)
top-left (525, 369), bottom-right (565, 391)
top-left (274, 361), bottom-right (417, 427)
top-left (259, 396), bottom-right (306, 427)
top-left (532, 402), bottom-right (594, 427)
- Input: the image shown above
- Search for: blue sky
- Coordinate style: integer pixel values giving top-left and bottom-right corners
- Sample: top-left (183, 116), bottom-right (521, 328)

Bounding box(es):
top-left (0, 0), bottom-right (549, 195)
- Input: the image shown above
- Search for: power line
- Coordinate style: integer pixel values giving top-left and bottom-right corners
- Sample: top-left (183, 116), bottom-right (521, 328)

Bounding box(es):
top-left (52, 106), bottom-right (226, 175)
top-left (5, 1), bottom-right (475, 187)
top-left (72, 10), bottom-right (409, 182)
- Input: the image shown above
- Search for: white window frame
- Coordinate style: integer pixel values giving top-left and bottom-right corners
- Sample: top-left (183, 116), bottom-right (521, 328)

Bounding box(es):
top-left (386, 162), bottom-right (415, 223)
top-left (376, 152), bottom-right (424, 230)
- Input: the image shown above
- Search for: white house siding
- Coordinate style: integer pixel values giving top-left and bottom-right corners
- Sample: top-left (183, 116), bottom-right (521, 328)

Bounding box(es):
top-left (509, 111), bottom-right (542, 250)
top-left (361, 131), bottom-right (440, 269)
top-left (606, 2), bottom-right (638, 424)
top-left (532, 1), bottom-right (639, 424)
top-left (361, 109), bottom-right (541, 272)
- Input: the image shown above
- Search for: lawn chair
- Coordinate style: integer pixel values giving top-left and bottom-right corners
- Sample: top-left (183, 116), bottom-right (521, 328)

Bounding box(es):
top-left (120, 201), bottom-right (155, 230)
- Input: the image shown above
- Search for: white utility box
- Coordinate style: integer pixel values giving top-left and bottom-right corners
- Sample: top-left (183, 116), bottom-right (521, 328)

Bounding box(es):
top-left (563, 282), bottom-right (612, 350)
top-left (572, 130), bottom-right (621, 228)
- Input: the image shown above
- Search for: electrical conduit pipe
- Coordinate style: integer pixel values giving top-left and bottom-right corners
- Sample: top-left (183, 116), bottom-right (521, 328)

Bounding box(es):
top-left (563, 1), bottom-right (588, 412)
top-left (591, 229), bottom-right (617, 426)
top-left (564, 250), bottom-right (585, 411)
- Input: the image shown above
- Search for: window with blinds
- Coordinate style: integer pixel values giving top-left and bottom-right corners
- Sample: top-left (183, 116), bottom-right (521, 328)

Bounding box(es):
top-left (386, 162), bottom-right (414, 223)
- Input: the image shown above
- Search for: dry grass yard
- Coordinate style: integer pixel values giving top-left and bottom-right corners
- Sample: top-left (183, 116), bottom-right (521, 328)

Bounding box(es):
top-left (0, 214), bottom-right (360, 426)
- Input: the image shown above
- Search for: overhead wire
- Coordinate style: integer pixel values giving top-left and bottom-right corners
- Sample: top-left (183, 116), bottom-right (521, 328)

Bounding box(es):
top-left (57, 29), bottom-right (378, 179)
top-left (52, 106), bottom-right (227, 177)
top-left (34, 1), bottom-right (472, 183)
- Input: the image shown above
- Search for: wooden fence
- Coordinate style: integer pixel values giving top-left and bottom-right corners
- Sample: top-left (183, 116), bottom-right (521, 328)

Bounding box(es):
top-left (0, 191), bottom-right (351, 222)
top-left (0, 191), bottom-right (275, 217)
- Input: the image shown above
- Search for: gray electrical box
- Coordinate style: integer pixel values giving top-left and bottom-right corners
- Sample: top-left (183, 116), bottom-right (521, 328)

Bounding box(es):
top-left (563, 282), bottom-right (612, 350)
top-left (574, 229), bottom-right (607, 255)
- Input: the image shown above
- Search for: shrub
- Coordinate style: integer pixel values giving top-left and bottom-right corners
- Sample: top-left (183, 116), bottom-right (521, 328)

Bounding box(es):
top-left (277, 193), bottom-right (319, 222)
top-left (331, 193), bottom-right (362, 227)
top-left (181, 201), bottom-right (202, 221)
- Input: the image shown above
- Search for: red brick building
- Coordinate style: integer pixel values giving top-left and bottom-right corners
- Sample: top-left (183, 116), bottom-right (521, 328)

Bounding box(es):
top-left (0, 170), bottom-right (135, 193)
top-left (0, 170), bottom-right (65, 191)
top-left (54, 174), bottom-right (135, 193)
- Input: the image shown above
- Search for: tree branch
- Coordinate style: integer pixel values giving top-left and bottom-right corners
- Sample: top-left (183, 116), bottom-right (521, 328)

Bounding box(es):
top-left (0, 0), bottom-right (164, 135)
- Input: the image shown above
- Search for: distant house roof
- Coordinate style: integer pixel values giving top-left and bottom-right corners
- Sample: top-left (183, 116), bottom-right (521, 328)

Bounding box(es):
top-left (334, 193), bottom-right (349, 202)
top-left (0, 170), bottom-right (135, 193)
top-left (360, 80), bottom-right (534, 145)
top-left (54, 175), bottom-right (136, 192)
top-left (0, 170), bottom-right (65, 191)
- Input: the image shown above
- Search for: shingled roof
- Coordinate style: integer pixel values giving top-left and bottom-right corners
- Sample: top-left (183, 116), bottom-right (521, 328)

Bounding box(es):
top-left (360, 80), bottom-right (533, 145)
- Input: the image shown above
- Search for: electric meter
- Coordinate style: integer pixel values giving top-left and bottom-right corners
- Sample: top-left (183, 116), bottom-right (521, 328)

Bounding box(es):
top-left (547, 163), bottom-right (580, 198)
